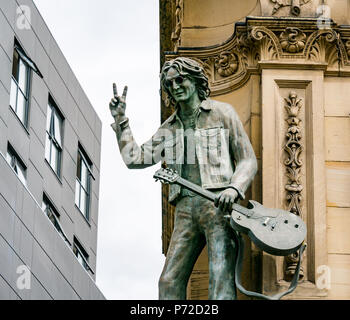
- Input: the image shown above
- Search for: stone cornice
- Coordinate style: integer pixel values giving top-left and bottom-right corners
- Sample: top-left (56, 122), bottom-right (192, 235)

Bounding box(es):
top-left (258, 61), bottom-right (328, 71)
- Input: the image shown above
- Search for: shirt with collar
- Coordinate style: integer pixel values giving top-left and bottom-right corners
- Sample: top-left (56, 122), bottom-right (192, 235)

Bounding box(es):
top-left (111, 98), bottom-right (257, 203)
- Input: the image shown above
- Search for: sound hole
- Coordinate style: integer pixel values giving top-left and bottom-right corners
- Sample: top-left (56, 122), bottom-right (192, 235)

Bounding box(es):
top-left (294, 224), bottom-right (299, 228)
top-left (284, 220), bottom-right (288, 224)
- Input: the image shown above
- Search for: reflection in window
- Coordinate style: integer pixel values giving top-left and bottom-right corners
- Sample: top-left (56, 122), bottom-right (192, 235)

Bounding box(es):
top-left (6, 144), bottom-right (26, 185)
top-left (45, 97), bottom-right (64, 176)
top-left (75, 146), bottom-right (92, 220)
top-left (73, 237), bottom-right (93, 274)
top-left (10, 46), bottom-right (30, 126)
top-left (41, 194), bottom-right (70, 246)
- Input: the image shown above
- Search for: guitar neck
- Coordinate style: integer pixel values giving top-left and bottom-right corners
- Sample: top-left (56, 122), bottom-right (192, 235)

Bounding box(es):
top-left (175, 177), bottom-right (252, 217)
top-left (176, 177), bottom-right (216, 202)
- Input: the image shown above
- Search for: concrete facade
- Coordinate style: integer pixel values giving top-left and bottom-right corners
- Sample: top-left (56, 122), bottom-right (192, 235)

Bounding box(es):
top-left (0, 0), bottom-right (104, 299)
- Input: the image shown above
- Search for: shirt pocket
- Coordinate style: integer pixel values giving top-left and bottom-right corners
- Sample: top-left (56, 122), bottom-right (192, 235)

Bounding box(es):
top-left (199, 127), bottom-right (222, 149)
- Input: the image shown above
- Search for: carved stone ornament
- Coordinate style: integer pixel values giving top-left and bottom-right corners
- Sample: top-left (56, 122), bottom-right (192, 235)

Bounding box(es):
top-left (280, 27), bottom-right (306, 53)
top-left (271, 0), bottom-right (312, 16)
top-left (344, 40), bottom-right (350, 60)
top-left (250, 26), bottom-right (279, 60)
top-left (307, 29), bottom-right (341, 70)
top-left (214, 51), bottom-right (239, 77)
top-left (284, 91), bottom-right (303, 215)
top-left (283, 91), bottom-right (304, 280)
top-left (171, 0), bottom-right (183, 50)
top-left (165, 17), bottom-right (350, 96)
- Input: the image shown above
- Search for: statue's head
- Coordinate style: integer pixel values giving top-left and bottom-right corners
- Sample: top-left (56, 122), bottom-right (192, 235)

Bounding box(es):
top-left (160, 57), bottom-right (210, 106)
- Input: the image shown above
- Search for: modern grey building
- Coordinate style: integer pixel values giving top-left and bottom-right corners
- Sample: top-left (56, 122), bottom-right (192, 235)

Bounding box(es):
top-left (0, 0), bottom-right (104, 299)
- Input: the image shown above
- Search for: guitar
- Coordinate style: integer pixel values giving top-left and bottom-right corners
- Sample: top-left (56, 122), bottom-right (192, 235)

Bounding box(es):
top-left (154, 168), bottom-right (306, 256)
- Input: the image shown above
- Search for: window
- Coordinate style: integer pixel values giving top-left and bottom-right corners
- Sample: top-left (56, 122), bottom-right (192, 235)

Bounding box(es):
top-left (6, 144), bottom-right (26, 185)
top-left (9, 40), bottom-right (42, 127)
top-left (10, 45), bottom-right (30, 126)
top-left (75, 145), bottom-right (93, 221)
top-left (42, 194), bottom-right (70, 246)
top-left (45, 97), bottom-right (64, 176)
top-left (73, 237), bottom-right (93, 274)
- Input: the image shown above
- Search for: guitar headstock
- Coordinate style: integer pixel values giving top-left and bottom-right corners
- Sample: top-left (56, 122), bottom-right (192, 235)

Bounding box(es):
top-left (153, 168), bottom-right (179, 185)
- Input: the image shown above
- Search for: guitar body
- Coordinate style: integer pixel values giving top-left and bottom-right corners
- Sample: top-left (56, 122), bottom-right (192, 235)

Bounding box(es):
top-left (229, 200), bottom-right (306, 256)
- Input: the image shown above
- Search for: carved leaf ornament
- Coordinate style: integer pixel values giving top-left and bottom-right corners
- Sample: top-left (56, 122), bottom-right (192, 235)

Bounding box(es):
top-left (284, 91), bottom-right (303, 215)
top-left (283, 91), bottom-right (304, 280)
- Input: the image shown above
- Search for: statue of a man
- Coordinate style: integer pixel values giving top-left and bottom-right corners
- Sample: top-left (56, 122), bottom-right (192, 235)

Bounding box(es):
top-left (109, 57), bottom-right (257, 300)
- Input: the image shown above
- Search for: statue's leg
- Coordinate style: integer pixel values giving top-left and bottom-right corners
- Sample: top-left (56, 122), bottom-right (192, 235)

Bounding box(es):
top-left (159, 197), bottom-right (205, 300)
top-left (199, 200), bottom-right (237, 300)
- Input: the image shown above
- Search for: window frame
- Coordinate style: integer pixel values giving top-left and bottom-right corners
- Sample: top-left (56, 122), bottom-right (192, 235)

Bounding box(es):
top-left (45, 96), bottom-right (64, 178)
top-left (6, 144), bottom-right (27, 185)
top-left (9, 39), bottom-right (43, 128)
top-left (42, 194), bottom-right (71, 247)
top-left (75, 145), bottom-right (93, 222)
top-left (10, 46), bottom-right (31, 127)
top-left (73, 237), bottom-right (94, 274)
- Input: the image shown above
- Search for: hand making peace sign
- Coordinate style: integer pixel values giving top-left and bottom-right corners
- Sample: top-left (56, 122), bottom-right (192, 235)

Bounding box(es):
top-left (109, 83), bottom-right (128, 118)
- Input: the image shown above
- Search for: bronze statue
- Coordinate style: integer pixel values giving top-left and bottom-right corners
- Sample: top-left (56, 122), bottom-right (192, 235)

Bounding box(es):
top-left (109, 57), bottom-right (257, 300)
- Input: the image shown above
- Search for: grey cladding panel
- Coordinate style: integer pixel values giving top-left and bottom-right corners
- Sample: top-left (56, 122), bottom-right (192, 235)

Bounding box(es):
top-left (0, 8), bottom-right (15, 58)
top-left (0, 158), bottom-right (18, 211)
top-left (0, 46), bottom-right (11, 93)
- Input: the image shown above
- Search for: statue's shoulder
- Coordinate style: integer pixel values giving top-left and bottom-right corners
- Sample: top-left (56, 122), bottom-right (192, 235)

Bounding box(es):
top-left (160, 110), bottom-right (177, 128)
top-left (207, 98), bottom-right (232, 109)
top-left (205, 98), bottom-right (238, 117)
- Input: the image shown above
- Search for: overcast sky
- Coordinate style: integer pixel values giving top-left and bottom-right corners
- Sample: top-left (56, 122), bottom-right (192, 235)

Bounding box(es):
top-left (33, 0), bottom-right (165, 299)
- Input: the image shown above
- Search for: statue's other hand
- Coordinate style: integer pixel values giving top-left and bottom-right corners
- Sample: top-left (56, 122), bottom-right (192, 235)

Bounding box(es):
top-left (214, 188), bottom-right (238, 213)
top-left (109, 83), bottom-right (128, 119)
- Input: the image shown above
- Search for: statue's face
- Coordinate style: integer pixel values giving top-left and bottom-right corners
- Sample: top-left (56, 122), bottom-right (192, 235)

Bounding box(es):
top-left (164, 67), bottom-right (197, 103)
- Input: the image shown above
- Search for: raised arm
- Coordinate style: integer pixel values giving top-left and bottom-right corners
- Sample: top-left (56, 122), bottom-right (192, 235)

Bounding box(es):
top-left (109, 83), bottom-right (166, 169)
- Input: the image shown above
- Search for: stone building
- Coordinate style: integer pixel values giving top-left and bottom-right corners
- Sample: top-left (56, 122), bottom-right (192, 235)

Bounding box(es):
top-left (0, 0), bottom-right (104, 299)
top-left (160, 0), bottom-right (350, 300)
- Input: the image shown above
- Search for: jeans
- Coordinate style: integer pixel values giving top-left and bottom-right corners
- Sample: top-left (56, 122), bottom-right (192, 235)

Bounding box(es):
top-left (158, 194), bottom-right (237, 300)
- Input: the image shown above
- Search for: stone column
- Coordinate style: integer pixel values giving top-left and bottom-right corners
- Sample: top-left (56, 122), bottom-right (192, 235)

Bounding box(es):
top-left (261, 67), bottom-right (328, 298)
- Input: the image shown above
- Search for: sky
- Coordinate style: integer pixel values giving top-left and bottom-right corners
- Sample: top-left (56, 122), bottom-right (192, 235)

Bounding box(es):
top-left (33, 0), bottom-right (165, 299)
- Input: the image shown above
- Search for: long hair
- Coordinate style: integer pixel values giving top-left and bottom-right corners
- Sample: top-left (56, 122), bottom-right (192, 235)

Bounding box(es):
top-left (160, 57), bottom-right (210, 106)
